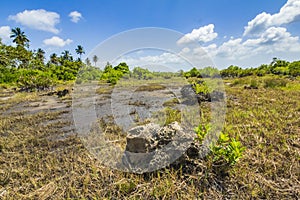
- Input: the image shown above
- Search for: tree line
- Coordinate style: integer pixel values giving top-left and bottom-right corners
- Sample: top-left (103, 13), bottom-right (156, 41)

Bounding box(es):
top-left (183, 58), bottom-right (300, 79)
top-left (0, 27), bottom-right (93, 90)
top-left (1, 28), bottom-right (299, 90)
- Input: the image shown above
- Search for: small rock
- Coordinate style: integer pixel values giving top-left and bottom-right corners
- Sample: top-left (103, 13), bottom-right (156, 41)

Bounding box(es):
top-left (57, 89), bottom-right (69, 97)
top-left (244, 85), bottom-right (258, 89)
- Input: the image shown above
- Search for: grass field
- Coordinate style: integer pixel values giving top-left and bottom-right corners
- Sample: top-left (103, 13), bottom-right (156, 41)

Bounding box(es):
top-left (0, 76), bottom-right (299, 199)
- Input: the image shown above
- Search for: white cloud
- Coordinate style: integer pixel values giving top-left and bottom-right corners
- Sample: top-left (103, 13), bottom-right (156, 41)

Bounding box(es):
top-left (0, 26), bottom-right (11, 43)
top-left (179, 47), bottom-right (190, 54)
top-left (69, 11), bottom-right (82, 23)
top-left (177, 24), bottom-right (218, 44)
top-left (129, 52), bottom-right (182, 65)
top-left (244, 27), bottom-right (300, 52)
top-left (216, 38), bottom-right (250, 60)
top-left (114, 52), bottom-right (191, 71)
top-left (9, 9), bottom-right (60, 34)
top-left (199, 26), bottom-right (300, 63)
top-left (176, 1), bottom-right (300, 69)
top-left (202, 44), bottom-right (217, 53)
top-left (244, 0), bottom-right (300, 36)
top-left (43, 36), bottom-right (73, 47)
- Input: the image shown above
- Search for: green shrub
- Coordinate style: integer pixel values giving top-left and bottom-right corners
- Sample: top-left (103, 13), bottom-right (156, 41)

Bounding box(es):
top-left (101, 63), bottom-right (129, 84)
top-left (264, 78), bottom-right (288, 88)
top-left (192, 81), bottom-right (210, 95)
top-left (211, 133), bottom-right (245, 165)
top-left (17, 69), bottom-right (56, 91)
top-left (195, 123), bottom-right (211, 142)
top-left (195, 123), bottom-right (245, 165)
top-left (0, 66), bottom-right (19, 83)
top-left (288, 61), bottom-right (300, 77)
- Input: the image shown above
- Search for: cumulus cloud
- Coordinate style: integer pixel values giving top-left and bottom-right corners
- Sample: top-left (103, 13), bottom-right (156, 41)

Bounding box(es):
top-left (9, 9), bottom-right (60, 34)
top-left (114, 51), bottom-right (191, 71)
top-left (179, 47), bottom-right (191, 55)
top-left (43, 36), bottom-right (73, 47)
top-left (200, 27), bottom-right (300, 61)
top-left (216, 38), bottom-right (250, 59)
top-left (123, 52), bottom-right (183, 65)
top-left (244, 27), bottom-right (299, 52)
top-left (177, 1), bottom-right (300, 68)
top-left (69, 11), bottom-right (82, 23)
top-left (177, 24), bottom-right (218, 44)
top-left (0, 26), bottom-right (11, 43)
top-left (244, 0), bottom-right (300, 36)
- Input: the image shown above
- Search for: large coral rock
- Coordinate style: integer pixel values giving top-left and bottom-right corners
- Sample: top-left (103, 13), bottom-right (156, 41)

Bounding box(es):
top-left (122, 122), bottom-right (200, 173)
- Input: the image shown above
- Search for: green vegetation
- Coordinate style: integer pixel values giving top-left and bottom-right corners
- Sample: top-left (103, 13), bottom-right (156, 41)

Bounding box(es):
top-left (220, 58), bottom-right (300, 78)
top-left (1, 77), bottom-right (299, 198)
top-left (192, 81), bottom-right (210, 95)
top-left (0, 27), bottom-right (88, 90)
top-left (100, 62), bottom-right (129, 84)
top-left (195, 123), bottom-right (245, 165)
top-left (0, 27), bottom-right (299, 199)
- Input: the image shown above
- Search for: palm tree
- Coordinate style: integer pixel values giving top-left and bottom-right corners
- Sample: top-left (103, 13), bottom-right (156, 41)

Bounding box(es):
top-left (93, 55), bottom-right (98, 67)
top-left (61, 50), bottom-right (72, 61)
top-left (75, 45), bottom-right (85, 60)
top-left (10, 27), bottom-right (30, 48)
top-left (36, 48), bottom-right (45, 62)
top-left (85, 58), bottom-right (91, 66)
top-left (50, 53), bottom-right (59, 65)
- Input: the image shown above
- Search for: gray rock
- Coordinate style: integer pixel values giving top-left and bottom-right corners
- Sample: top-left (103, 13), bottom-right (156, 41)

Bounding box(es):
top-left (122, 122), bottom-right (199, 173)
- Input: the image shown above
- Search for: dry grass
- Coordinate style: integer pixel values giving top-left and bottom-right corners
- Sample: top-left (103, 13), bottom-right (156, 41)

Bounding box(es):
top-left (135, 83), bottom-right (166, 92)
top-left (162, 98), bottom-right (180, 107)
top-left (0, 77), bottom-right (299, 199)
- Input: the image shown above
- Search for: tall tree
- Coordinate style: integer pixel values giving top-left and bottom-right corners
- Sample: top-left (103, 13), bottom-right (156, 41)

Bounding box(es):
top-left (10, 27), bottom-right (30, 48)
top-left (61, 50), bottom-right (73, 61)
top-left (50, 53), bottom-right (59, 65)
top-left (93, 55), bottom-right (98, 67)
top-left (36, 48), bottom-right (45, 62)
top-left (75, 45), bottom-right (85, 60)
top-left (85, 58), bottom-right (91, 66)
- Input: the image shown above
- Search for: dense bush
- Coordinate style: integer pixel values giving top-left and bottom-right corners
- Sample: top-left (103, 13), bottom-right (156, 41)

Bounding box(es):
top-left (220, 59), bottom-right (300, 78)
top-left (17, 69), bottom-right (56, 91)
top-left (100, 62), bottom-right (129, 84)
top-left (131, 67), bottom-right (154, 80)
top-left (288, 61), bottom-right (300, 77)
top-left (0, 65), bottom-right (19, 83)
top-left (49, 60), bottom-right (82, 81)
top-left (0, 33), bottom-right (85, 90)
top-left (76, 65), bottom-right (103, 83)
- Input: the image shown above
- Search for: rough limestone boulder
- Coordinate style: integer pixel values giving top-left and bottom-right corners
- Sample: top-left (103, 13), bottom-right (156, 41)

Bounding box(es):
top-left (122, 122), bottom-right (201, 173)
top-left (180, 84), bottom-right (224, 103)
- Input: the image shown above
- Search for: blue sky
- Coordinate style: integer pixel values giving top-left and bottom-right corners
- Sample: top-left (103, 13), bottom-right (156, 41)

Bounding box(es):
top-left (0, 0), bottom-right (299, 69)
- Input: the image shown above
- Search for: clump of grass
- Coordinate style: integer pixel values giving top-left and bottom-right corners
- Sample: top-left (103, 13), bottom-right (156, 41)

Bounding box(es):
top-left (164, 107), bottom-right (181, 125)
top-left (162, 98), bottom-right (180, 107)
top-left (249, 79), bottom-right (259, 88)
top-left (128, 100), bottom-right (147, 107)
top-left (263, 78), bottom-right (288, 88)
top-left (95, 87), bottom-right (113, 94)
top-left (151, 107), bottom-right (181, 126)
top-left (135, 83), bottom-right (166, 92)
